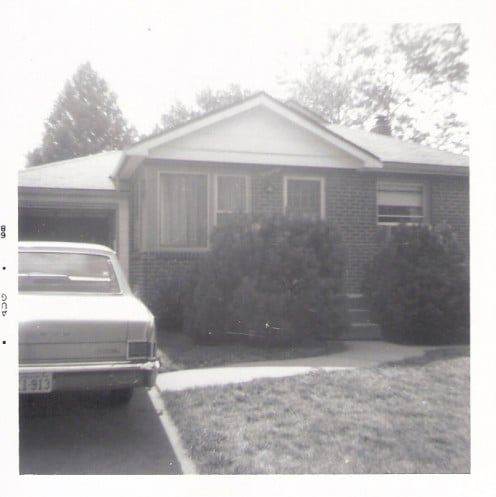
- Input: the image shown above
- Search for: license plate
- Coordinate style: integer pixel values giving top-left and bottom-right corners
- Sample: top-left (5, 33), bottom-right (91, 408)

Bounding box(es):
top-left (19, 373), bottom-right (53, 394)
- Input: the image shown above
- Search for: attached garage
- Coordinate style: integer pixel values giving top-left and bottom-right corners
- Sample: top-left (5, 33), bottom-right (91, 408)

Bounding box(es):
top-left (18, 151), bottom-right (130, 275)
top-left (19, 207), bottom-right (116, 246)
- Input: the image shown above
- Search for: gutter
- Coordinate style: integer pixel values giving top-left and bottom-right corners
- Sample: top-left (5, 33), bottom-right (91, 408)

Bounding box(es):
top-left (381, 162), bottom-right (469, 176)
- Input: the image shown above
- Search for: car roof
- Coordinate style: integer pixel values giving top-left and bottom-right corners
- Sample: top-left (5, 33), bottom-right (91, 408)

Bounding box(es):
top-left (18, 241), bottom-right (116, 255)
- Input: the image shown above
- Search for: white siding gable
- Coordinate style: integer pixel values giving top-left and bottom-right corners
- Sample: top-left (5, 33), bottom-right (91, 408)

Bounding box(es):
top-left (149, 107), bottom-right (362, 169)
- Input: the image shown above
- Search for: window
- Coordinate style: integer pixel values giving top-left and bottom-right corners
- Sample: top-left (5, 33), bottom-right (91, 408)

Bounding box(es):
top-left (19, 252), bottom-right (120, 294)
top-left (215, 175), bottom-right (248, 226)
top-left (377, 182), bottom-right (425, 224)
top-left (160, 173), bottom-right (208, 247)
top-left (284, 176), bottom-right (324, 220)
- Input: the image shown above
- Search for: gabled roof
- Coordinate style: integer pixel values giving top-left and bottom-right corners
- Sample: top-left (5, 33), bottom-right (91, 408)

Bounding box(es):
top-left (326, 124), bottom-right (468, 168)
top-left (116, 92), bottom-right (467, 178)
top-left (18, 151), bottom-right (122, 190)
top-left (18, 93), bottom-right (469, 192)
top-left (116, 92), bottom-right (384, 178)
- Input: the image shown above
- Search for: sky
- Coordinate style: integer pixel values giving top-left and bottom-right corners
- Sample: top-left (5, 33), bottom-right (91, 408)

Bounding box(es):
top-left (3, 1), bottom-right (339, 170)
top-left (2, 1), bottom-right (496, 493)
top-left (0, 0), bottom-right (481, 172)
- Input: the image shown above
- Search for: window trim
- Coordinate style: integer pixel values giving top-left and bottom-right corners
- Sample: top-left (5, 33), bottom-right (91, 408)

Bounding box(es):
top-left (214, 173), bottom-right (250, 226)
top-left (133, 177), bottom-right (146, 252)
top-left (376, 180), bottom-right (428, 226)
top-left (283, 175), bottom-right (326, 220)
top-left (157, 171), bottom-right (210, 251)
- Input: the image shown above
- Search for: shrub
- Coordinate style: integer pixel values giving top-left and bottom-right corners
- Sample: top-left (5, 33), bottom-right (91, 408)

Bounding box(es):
top-left (363, 223), bottom-right (469, 345)
top-left (146, 274), bottom-right (195, 331)
top-left (185, 216), bottom-right (349, 345)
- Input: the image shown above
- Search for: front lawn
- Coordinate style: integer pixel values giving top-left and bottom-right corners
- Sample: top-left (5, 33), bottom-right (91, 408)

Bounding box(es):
top-left (156, 330), bottom-right (345, 371)
top-left (163, 355), bottom-right (469, 474)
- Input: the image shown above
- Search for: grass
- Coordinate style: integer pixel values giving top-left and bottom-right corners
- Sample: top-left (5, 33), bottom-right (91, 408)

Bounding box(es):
top-left (163, 354), bottom-right (470, 474)
top-left (156, 330), bottom-right (345, 371)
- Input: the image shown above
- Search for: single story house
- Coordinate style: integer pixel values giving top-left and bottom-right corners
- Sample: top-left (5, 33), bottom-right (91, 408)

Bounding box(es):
top-left (18, 92), bottom-right (469, 337)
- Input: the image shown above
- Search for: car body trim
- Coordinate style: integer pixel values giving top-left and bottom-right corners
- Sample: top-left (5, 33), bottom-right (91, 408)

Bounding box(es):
top-left (19, 359), bottom-right (160, 375)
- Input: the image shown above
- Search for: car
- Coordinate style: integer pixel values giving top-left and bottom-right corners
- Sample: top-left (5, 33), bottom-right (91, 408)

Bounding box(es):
top-left (18, 241), bottom-right (159, 404)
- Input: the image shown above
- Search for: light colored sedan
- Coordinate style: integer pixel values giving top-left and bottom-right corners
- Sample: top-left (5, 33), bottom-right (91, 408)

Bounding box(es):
top-left (19, 241), bottom-right (159, 404)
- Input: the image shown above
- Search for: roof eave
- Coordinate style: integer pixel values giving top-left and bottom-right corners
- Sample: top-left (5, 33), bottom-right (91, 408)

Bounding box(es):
top-left (18, 186), bottom-right (124, 194)
top-left (381, 162), bottom-right (469, 176)
top-left (114, 153), bottom-right (147, 181)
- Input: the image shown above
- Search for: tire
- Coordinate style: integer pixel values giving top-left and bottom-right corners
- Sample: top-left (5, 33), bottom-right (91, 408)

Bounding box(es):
top-left (108, 387), bottom-right (134, 405)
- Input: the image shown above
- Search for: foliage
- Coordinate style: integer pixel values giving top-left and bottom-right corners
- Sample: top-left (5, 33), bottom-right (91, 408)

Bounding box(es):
top-left (145, 275), bottom-right (193, 331)
top-left (155, 83), bottom-right (254, 132)
top-left (362, 223), bottom-right (469, 345)
top-left (27, 62), bottom-right (136, 166)
top-left (289, 24), bottom-right (468, 153)
top-left (195, 85), bottom-right (253, 113)
top-left (155, 100), bottom-right (196, 132)
top-left (185, 216), bottom-right (349, 345)
top-left (288, 24), bottom-right (377, 127)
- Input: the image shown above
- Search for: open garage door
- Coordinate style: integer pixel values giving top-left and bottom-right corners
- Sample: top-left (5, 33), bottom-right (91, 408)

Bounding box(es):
top-left (19, 207), bottom-right (116, 249)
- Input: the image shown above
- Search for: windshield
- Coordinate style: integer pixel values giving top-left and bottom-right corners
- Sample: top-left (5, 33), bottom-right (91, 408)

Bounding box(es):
top-left (19, 252), bottom-right (120, 294)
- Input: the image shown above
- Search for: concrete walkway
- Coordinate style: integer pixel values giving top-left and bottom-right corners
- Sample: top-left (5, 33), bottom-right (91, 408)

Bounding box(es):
top-left (155, 340), bottom-right (462, 392)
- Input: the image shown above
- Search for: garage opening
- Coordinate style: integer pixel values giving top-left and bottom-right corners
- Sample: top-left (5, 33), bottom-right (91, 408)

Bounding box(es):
top-left (19, 207), bottom-right (116, 249)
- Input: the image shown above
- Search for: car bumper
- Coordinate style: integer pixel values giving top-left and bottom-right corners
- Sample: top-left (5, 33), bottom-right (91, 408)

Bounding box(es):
top-left (19, 359), bottom-right (160, 393)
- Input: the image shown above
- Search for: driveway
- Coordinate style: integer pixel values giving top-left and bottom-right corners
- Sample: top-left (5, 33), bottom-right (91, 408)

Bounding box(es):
top-left (19, 387), bottom-right (181, 474)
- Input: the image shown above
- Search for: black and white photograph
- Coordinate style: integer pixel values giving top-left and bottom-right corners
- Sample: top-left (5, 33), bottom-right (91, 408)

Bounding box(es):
top-left (1, 0), bottom-right (496, 495)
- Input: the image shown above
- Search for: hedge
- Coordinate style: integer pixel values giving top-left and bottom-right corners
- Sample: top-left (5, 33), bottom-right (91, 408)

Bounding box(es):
top-left (184, 216), bottom-right (349, 345)
top-left (362, 223), bottom-right (469, 345)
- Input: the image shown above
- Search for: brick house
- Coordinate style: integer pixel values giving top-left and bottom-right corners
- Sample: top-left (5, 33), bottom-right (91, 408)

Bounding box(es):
top-left (18, 93), bottom-right (469, 337)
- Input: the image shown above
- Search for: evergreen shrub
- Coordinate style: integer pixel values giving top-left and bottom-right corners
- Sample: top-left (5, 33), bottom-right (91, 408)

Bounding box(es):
top-left (362, 223), bottom-right (469, 345)
top-left (185, 216), bottom-right (349, 345)
top-left (146, 274), bottom-right (195, 331)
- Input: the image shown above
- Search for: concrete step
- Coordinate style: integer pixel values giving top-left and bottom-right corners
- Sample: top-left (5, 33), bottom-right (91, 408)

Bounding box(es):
top-left (342, 295), bottom-right (383, 340)
top-left (345, 294), bottom-right (369, 308)
top-left (347, 308), bottom-right (375, 324)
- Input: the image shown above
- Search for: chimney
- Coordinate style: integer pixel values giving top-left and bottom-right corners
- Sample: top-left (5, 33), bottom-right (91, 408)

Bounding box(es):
top-left (371, 115), bottom-right (392, 136)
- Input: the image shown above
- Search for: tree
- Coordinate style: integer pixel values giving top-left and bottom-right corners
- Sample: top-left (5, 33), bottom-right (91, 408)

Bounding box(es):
top-left (195, 84), bottom-right (253, 113)
top-left (155, 83), bottom-right (253, 132)
top-left (157, 100), bottom-right (197, 132)
top-left (289, 24), bottom-right (378, 127)
top-left (290, 24), bottom-right (468, 153)
top-left (27, 62), bottom-right (137, 166)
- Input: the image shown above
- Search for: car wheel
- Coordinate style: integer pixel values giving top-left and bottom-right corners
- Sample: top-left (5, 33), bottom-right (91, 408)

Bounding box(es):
top-left (108, 387), bottom-right (134, 405)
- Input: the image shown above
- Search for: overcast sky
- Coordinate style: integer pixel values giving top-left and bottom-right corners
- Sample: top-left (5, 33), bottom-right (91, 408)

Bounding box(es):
top-left (3, 1), bottom-right (340, 170)
top-left (2, 0), bottom-right (487, 172)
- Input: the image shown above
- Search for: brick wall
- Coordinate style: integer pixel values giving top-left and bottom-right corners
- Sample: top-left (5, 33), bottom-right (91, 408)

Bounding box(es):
top-left (129, 166), bottom-right (469, 307)
top-left (327, 170), bottom-right (378, 292)
top-left (130, 251), bottom-right (204, 300)
top-left (251, 167), bottom-right (378, 292)
top-left (430, 174), bottom-right (469, 254)
top-left (251, 167), bottom-right (285, 216)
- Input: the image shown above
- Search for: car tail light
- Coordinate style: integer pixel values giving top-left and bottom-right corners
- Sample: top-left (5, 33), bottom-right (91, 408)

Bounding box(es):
top-left (128, 341), bottom-right (153, 359)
